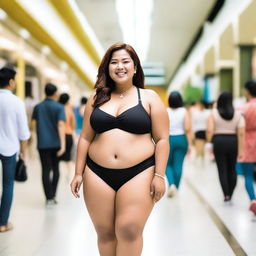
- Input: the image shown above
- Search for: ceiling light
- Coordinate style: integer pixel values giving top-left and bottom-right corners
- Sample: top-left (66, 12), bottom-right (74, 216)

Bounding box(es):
top-left (0, 9), bottom-right (7, 20)
top-left (0, 37), bottom-right (17, 51)
top-left (41, 45), bottom-right (51, 55)
top-left (19, 28), bottom-right (30, 39)
top-left (115, 0), bottom-right (154, 62)
top-left (60, 61), bottom-right (68, 71)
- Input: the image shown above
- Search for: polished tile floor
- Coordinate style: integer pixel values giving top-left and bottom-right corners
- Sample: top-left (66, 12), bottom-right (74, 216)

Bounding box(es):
top-left (0, 150), bottom-right (256, 256)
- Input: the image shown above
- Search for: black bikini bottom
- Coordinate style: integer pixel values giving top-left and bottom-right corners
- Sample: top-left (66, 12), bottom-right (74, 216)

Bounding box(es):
top-left (86, 155), bottom-right (155, 191)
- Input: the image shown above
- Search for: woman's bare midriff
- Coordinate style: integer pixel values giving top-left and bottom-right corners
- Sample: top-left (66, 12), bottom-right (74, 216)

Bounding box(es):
top-left (88, 129), bottom-right (155, 168)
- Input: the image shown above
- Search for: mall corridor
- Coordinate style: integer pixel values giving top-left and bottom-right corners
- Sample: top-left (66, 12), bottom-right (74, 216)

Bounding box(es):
top-left (1, 0), bottom-right (256, 255)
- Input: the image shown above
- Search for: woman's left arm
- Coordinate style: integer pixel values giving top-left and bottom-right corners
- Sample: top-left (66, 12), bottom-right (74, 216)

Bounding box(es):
top-left (147, 90), bottom-right (170, 202)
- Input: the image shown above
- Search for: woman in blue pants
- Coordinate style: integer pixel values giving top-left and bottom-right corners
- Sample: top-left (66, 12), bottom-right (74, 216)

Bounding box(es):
top-left (166, 91), bottom-right (191, 197)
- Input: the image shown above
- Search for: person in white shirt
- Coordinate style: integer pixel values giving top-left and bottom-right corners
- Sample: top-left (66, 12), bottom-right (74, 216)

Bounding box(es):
top-left (166, 91), bottom-right (192, 197)
top-left (191, 101), bottom-right (210, 162)
top-left (0, 67), bottom-right (30, 232)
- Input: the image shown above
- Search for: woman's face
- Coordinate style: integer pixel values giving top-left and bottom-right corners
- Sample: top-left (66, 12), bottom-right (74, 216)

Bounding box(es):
top-left (108, 49), bottom-right (136, 85)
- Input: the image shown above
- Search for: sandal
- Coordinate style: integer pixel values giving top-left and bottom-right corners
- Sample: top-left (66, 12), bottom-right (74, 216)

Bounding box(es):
top-left (0, 222), bottom-right (13, 232)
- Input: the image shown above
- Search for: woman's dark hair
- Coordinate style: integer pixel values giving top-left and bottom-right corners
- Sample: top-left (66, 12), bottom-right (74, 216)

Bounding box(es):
top-left (244, 79), bottom-right (256, 97)
top-left (0, 67), bottom-right (16, 88)
top-left (59, 93), bottom-right (70, 105)
top-left (93, 43), bottom-right (144, 108)
top-left (217, 91), bottom-right (234, 120)
top-left (168, 91), bottom-right (183, 108)
top-left (45, 83), bottom-right (57, 96)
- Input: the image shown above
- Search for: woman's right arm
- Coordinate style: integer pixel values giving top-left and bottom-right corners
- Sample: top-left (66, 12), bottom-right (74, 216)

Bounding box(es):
top-left (206, 111), bottom-right (214, 143)
top-left (71, 94), bottom-right (96, 197)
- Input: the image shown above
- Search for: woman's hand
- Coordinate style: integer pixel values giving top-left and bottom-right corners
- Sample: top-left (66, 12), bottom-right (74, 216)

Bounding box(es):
top-left (150, 176), bottom-right (166, 203)
top-left (70, 174), bottom-right (83, 198)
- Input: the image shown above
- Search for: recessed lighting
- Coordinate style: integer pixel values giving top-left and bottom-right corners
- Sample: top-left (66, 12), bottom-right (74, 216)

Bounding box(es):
top-left (19, 28), bottom-right (30, 39)
top-left (0, 9), bottom-right (7, 20)
top-left (41, 45), bottom-right (51, 55)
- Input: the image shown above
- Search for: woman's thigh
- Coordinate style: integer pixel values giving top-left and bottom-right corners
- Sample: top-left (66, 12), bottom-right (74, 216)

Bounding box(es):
top-left (115, 166), bottom-right (155, 232)
top-left (83, 166), bottom-right (116, 232)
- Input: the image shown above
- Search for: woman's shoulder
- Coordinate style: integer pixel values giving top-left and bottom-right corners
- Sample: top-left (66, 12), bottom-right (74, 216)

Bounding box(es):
top-left (140, 88), bottom-right (160, 102)
top-left (141, 88), bottom-right (157, 96)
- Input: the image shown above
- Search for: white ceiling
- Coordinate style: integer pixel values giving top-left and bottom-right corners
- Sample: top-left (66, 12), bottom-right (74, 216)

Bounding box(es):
top-left (75, 0), bottom-right (216, 85)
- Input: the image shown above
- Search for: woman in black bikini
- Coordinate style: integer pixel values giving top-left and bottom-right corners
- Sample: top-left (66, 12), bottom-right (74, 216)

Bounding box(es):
top-left (71, 43), bottom-right (169, 256)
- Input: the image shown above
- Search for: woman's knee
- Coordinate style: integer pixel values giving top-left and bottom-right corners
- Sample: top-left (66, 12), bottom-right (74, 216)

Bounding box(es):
top-left (116, 223), bottom-right (142, 242)
top-left (96, 226), bottom-right (116, 243)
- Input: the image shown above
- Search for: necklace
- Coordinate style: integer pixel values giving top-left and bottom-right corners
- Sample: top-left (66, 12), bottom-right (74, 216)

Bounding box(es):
top-left (118, 86), bottom-right (133, 99)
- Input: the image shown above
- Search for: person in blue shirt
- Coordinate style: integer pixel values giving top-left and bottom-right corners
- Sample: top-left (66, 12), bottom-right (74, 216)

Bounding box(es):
top-left (32, 83), bottom-right (65, 205)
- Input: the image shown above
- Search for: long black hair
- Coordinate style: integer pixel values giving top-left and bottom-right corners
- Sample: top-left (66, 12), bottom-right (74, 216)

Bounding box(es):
top-left (217, 91), bottom-right (234, 120)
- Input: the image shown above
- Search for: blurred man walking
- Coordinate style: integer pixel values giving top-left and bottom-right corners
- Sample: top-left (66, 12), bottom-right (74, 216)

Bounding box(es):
top-left (0, 67), bottom-right (30, 232)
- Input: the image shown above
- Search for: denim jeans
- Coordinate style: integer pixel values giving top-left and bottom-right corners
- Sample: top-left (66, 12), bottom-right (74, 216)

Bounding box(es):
top-left (0, 153), bottom-right (16, 226)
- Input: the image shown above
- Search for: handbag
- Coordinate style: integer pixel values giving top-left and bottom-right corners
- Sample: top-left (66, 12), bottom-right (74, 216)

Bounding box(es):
top-left (15, 158), bottom-right (27, 182)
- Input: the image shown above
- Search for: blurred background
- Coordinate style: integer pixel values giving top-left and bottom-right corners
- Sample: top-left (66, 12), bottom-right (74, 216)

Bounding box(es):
top-left (0, 0), bottom-right (255, 105)
top-left (1, 1), bottom-right (256, 256)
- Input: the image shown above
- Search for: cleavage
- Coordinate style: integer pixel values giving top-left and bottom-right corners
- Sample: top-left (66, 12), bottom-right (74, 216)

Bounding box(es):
top-left (99, 104), bottom-right (138, 118)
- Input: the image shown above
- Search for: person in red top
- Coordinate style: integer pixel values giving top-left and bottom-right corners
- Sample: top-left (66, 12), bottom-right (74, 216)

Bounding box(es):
top-left (238, 80), bottom-right (256, 215)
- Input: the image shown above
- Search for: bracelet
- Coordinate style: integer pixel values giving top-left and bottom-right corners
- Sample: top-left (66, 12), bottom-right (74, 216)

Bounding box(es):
top-left (154, 173), bottom-right (165, 180)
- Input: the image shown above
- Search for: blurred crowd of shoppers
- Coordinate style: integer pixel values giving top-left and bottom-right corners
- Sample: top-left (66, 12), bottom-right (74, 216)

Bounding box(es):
top-left (0, 66), bottom-right (88, 231)
top-left (166, 80), bottom-right (256, 215)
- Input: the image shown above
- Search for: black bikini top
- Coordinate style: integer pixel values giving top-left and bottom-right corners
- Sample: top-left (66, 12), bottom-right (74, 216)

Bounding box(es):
top-left (90, 87), bottom-right (151, 134)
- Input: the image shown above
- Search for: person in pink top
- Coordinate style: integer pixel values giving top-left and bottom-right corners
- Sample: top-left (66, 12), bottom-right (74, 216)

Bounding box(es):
top-left (238, 80), bottom-right (256, 215)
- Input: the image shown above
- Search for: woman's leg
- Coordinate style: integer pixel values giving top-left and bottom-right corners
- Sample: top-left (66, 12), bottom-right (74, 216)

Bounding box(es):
top-left (172, 135), bottom-right (188, 189)
top-left (226, 137), bottom-right (238, 198)
top-left (83, 167), bottom-right (116, 256)
top-left (240, 163), bottom-right (256, 200)
top-left (115, 166), bottom-right (154, 256)
top-left (213, 136), bottom-right (229, 199)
